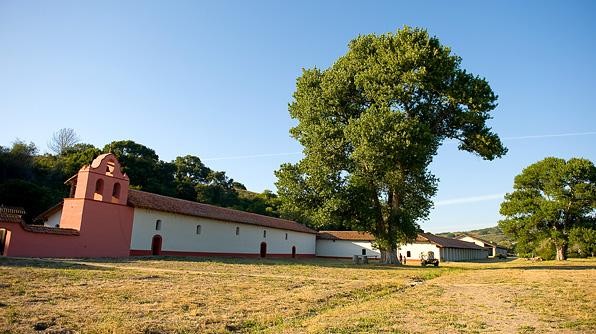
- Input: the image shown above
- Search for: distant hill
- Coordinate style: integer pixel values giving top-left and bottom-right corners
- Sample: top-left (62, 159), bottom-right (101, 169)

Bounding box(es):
top-left (436, 226), bottom-right (513, 249)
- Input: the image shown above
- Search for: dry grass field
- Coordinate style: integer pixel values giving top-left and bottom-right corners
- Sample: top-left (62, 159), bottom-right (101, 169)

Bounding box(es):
top-left (0, 257), bottom-right (594, 334)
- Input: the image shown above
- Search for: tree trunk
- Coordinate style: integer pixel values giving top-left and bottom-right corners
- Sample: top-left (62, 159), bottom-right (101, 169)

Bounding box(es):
top-left (381, 246), bottom-right (400, 264)
top-left (556, 244), bottom-right (568, 261)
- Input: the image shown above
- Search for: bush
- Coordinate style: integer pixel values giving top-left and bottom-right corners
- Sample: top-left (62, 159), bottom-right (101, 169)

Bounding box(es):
top-left (535, 239), bottom-right (556, 260)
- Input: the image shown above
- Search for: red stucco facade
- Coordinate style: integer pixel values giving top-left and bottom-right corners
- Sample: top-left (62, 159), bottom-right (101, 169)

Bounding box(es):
top-left (0, 154), bottom-right (134, 258)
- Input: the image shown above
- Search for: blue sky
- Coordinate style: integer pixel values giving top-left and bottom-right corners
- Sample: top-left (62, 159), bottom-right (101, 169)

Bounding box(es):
top-left (1, 1), bottom-right (595, 232)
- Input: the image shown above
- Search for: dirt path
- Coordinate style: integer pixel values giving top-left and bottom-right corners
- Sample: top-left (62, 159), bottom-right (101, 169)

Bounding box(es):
top-left (426, 271), bottom-right (546, 333)
top-left (288, 264), bottom-right (595, 333)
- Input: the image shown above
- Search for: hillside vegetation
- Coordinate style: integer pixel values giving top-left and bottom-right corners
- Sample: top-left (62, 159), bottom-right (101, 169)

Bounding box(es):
top-left (0, 137), bottom-right (281, 222)
top-left (437, 226), bottom-right (513, 249)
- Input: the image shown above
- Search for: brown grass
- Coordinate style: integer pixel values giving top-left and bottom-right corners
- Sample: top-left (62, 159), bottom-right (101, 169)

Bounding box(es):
top-left (0, 257), bottom-right (594, 333)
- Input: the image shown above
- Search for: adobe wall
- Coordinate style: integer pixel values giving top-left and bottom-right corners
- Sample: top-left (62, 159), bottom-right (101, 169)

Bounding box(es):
top-left (0, 222), bottom-right (80, 257)
top-left (0, 199), bottom-right (133, 258)
top-left (315, 239), bottom-right (381, 258)
top-left (129, 208), bottom-right (316, 257)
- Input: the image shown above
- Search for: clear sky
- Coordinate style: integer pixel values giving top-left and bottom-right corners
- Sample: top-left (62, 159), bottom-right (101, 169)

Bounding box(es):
top-left (1, 1), bottom-right (595, 233)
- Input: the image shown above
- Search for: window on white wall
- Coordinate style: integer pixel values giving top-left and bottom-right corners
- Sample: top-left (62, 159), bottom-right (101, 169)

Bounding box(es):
top-left (406, 251), bottom-right (411, 258)
top-left (362, 249), bottom-right (366, 255)
top-left (155, 220), bottom-right (161, 231)
top-left (235, 227), bottom-right (240, 235)
top-left (196, 225), bottom-right (202, 235)
top-left (285, 233), bottom-right (288, 240)
top-left (263, 230), bottom-right (266, 238)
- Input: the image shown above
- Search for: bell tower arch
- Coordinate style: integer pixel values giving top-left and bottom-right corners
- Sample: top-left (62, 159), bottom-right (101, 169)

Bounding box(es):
top-left (71, 153), bottom-right (130, 205)
top-left (58, 153), bottom-right (134, 257)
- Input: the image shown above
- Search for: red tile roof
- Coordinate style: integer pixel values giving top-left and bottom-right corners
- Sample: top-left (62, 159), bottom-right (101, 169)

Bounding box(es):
top-left (317, 230), bottom-right (485, 250)
top-left (21, 224), bottom-right (79, 236)
top-left (127, 189), bottom-right (317, 234)
top-left (0, 206), bottom-right (26, 223)
top-left (317, 231), bottom-right (375, 241)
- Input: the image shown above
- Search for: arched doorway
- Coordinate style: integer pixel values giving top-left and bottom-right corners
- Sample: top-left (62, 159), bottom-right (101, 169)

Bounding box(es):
top-left (291, 246), bottom-right (296, 258)
top-left (0, 229), bottom-right (7, 256)
top-left (260, 242), bottom-right (267, 258)
top-left (151, 235), bottom-right (162, 256)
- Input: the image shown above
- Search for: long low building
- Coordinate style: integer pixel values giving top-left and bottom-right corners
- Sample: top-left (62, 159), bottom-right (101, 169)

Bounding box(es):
top-left (408, 233), bottom-right (489, 262)
top-left (0, 154), bottom-right (317, 258)
top-left (316, 230), bottom-right (488, 262)
top-left (0, 153), bottom-right (489, 262)
top-left (456, 234), bottom-right (508, 257)
top-left (316, 231), bottom-right (381, 258)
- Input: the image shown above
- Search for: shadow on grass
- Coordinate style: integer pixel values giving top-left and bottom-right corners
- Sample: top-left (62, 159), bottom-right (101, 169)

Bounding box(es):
top-left (7, 256), bottom-right (586, 273)
top-left (79, 255), bottom-right (459, 272)
top-left (495, 265), bottom-right (596, 271)
top-left (0, 257), bottom-right (113, 271)
top-left (0, 255), bottom-right (458, 272)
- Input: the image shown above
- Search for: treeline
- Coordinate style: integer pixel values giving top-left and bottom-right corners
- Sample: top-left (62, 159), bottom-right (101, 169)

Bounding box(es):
top-left (0, 131), bottom-right (280, 222)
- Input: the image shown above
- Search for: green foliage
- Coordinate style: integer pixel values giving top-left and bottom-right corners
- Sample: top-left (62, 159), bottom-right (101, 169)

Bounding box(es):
top-left (276, 26), bottom-right (506, 260)
top-left (234, 189), bottom-right (281, 217)
top-left (62, 144), bottom-right (102, 177)
top-left (0, 141), bottom-right (65, 219)
top-left (103, 140), bottom-right (176, 196)
top-left (535, 239), bottom-right (556, 260)
top-left (437, 226), bottom-right (513, 249)
top-left (499, 157), bottom-right (596, 260)
top-left (1, 137), bottom-right (281, 221)
top-left (0, 179), bottom-right (56, 222)
top-left (569, 227), bottom-right (596, 257)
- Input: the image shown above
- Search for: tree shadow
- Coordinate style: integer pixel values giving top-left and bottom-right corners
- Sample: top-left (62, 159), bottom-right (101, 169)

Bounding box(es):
top-left (498, 265), bottom-right (595, 271)
top-left (75, 255), bottom-right (453, 271)
top-left (0, 257), bottom-right (113, 271)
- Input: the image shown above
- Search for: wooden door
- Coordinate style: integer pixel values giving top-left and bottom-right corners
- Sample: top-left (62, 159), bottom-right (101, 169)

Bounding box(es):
top-left (151, 235), bottom-right (162, 256)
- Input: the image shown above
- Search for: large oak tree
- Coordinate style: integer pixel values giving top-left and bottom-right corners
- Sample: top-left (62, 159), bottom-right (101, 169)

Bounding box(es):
top-left (275, 27), bottom-right (506, 263)
top-left (499, 157), bottom-right (596, 260)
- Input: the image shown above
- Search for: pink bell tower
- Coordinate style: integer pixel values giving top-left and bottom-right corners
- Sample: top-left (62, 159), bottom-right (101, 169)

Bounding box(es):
top-left (59, 153), bottom-right (134, 257)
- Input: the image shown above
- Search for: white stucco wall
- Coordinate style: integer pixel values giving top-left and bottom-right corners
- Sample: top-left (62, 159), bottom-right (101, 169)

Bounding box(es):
top-left (398, 242), bottom-right (440, 260)
top-left (130, 208), bottom-right (316, 255)
top-left (315, 239), bottom-right (381, 258)
top-left (458, 236), bottom-right (486, 247)
top-left (458, 236), bottom-right (506, 257)
top-left (43, 209), bottom-right (62, 228)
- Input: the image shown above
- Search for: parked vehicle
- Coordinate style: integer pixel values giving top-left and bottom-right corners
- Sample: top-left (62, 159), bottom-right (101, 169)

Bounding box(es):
top-left (420, 251), bottom-right (439, 267)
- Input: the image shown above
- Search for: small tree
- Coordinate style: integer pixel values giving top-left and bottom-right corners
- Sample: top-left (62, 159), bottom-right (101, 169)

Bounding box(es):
top-left (48, 128), bottom-right (80, 155)
top-left (499, 157), bottom-right (596, 260)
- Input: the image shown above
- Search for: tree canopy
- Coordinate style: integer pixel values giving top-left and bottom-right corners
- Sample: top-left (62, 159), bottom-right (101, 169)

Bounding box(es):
top-left (1, 136), bottom-right (280, 222)
top-left (275, 26), bottom-right (506, 263)
top-left (499, 157), bottom-right (596, 260)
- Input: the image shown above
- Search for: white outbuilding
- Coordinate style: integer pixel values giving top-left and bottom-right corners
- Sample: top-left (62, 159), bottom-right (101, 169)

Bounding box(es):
top-left (399, 233), bottom-right (489, 262)
top-left (316, 231), bottom-right (381, 258)
top-left (316, 230), bottom-right (488, 262)
top-left (456, 234), bottom-right (508, 257)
